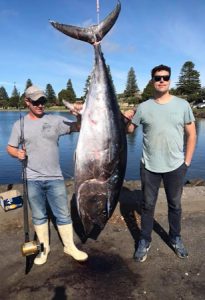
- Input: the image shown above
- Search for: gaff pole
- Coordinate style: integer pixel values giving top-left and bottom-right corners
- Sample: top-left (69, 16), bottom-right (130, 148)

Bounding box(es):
top-left (96, 0), bottom-right (100, 24)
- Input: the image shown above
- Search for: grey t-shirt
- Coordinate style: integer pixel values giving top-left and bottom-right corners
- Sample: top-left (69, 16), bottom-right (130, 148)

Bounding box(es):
top-left (8, 114), bottom-right (72, 180)
top-left (132, 96), bottom-right (195, 173)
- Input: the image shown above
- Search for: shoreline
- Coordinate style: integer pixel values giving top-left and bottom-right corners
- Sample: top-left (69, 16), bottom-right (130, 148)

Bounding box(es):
top-left (1, 178), bottom-right (205, 195)
top-left (0, 107), bottom-right (205, 118)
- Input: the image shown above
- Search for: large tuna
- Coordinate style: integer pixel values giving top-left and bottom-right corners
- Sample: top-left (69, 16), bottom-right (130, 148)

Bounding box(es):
top-left (50, 1), bottom-right (127, 240)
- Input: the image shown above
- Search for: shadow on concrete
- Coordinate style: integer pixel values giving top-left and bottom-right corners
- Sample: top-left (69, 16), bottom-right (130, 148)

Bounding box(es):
top-left (119, 186), bottom-right (173, 252)
top-left (52, 286), bottom-right (67, 300)
top-left (69, 185), bottom-right (175, 254)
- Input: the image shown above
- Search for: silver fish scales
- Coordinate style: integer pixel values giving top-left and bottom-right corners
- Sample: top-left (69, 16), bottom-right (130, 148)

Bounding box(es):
top-left (50, 1), bottom-right (127, 240)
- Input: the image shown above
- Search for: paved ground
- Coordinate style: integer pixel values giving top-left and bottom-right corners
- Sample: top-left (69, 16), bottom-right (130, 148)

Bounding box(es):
top-left (0, 181), bottom-right (205, 300)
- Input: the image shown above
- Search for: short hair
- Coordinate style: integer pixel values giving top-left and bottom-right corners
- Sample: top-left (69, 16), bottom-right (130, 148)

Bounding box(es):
top-left (151, 65), bottom-right (171, 78)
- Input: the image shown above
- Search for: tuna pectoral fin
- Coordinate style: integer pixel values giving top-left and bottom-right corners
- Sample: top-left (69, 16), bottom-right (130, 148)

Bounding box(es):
top-left (49, 1), bottom-right (121, 44)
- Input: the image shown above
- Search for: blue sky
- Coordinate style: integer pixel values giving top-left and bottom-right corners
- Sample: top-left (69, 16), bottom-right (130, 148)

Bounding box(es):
top-left (1, 0), bottom-right (205, 98)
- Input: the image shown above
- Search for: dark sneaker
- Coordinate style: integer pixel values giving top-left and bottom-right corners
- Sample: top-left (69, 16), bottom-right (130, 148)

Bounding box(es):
top-left (134, 239), bottom-right (151, 262)
top-left (170, 236), bottom-right (188, 258)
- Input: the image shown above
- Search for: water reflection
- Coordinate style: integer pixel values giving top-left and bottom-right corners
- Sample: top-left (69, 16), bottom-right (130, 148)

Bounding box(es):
top-left (0, 111), bottom-right (204, 184)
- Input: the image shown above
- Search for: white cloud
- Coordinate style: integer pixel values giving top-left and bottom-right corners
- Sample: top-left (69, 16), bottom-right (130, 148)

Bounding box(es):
top-left (0, 9), bottom-right (18, 18)
top-left (41, 59), bottom-right (90, 78)
top-left (0, 81), bottom-right (16, 87)
top-left (102, 40), bottom-right (121, 53)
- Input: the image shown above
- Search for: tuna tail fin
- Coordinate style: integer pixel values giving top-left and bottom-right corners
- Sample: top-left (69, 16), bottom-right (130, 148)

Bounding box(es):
top-left (49, 1), bottom-right (121, 44)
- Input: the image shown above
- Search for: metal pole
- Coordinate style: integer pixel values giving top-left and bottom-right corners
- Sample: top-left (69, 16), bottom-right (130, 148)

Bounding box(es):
top-left (20, 113), bottom-right (30, 243)
top-left (96, 0), bottom-right (100, 24)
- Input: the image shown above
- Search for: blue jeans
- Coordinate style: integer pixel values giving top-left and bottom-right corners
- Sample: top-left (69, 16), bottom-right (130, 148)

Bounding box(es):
top-left (140, 162), bottom-right (188, 242)
top-left (27, 180), bottom-right (72, 225)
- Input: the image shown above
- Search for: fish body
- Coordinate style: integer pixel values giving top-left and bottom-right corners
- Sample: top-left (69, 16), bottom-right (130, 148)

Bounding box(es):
top-left (50, 1), bottom-right (126, 239)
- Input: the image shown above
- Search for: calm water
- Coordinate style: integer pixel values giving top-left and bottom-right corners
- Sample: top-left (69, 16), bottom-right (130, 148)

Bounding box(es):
top-left (0, 111), bottom-right (205, 184)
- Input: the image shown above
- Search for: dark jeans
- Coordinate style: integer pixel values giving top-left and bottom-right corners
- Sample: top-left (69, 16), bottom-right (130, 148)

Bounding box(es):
top-left (140, 162), bottom-right (188, 243)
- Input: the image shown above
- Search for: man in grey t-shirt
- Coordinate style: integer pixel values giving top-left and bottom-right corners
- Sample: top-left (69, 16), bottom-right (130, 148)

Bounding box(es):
top-left (124, 65), bottom-right (196, 262)
top-left (7, 85), bottom-right (88, 265)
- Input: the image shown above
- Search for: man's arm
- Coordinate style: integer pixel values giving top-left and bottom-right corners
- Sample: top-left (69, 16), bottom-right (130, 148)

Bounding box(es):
top-left (62, 100), bottom-right (83, 132)
top-left (69, 115), bottom-right (81, 132)
top-left (7, 145), bottom-right (26, 160)
top-left (126, 122), bottom-right (137, 133)
top-left (184, 122), bottom-right (197, 166)
top-left (122, 109), bottom-right (137, 133)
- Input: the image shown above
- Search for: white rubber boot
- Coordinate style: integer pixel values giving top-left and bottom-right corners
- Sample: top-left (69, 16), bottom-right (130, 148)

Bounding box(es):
top-left (34, 221), bottom-right (50, 265)
top-left (57, 224), bottom-right (88, 261)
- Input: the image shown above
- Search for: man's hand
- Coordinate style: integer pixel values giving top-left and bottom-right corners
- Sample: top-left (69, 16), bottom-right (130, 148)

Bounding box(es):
top-left (123, 109), bottom-right (136, 121)
top-left (73, 103), bottom-right (84, 115)
top-left (62, 99), bottom-right (84, 116)
top-left (7, 145), bottom-right (27, 160)
top-left (121, 109), bottom-right (137, 134)
top-left (17, 149), bottom-right (27, 161)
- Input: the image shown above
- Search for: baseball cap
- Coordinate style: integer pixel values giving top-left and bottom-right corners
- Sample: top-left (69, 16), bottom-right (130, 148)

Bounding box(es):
top-left (25, 85), bottom-right (46, 101)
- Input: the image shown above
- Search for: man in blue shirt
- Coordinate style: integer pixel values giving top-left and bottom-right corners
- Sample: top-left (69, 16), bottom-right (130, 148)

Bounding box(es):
top-left (125, 65), bottom-right (196, 262)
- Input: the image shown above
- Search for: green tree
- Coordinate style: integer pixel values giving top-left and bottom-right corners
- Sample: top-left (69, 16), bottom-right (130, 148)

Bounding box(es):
top-left (83, 75), bottom-right (91, 100)
top-left (176, 61), bottom-right (201, 102)
top-left (45, 83), bottom-right (57, 105)
top-left (141, 80), bottom-right (154, 102)
top-left (169, 87), bottom-right (178, 96)
top-left (58, 79), bottom-right (77, 105)
top-left (58, 89), bottom-right (73, 105)
top-left (0, 86), bottom-right (9, 108)
top-left (0, 86), bottom-right (9, 100)
top-left (201, 87), bottom-right (205, 100)
top-left (66, 79), bottom-right (76, 102)
top-left (0, 99), bottom-right (9, 109)
top-left (124, 67), bottom-right (139, 98)
top-left (25, 79), bottom-right (33, 90)
top-left (9, 85), bottom-right (20, 108)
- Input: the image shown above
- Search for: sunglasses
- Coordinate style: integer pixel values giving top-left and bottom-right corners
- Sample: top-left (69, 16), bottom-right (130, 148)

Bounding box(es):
top-left (153, 75), bottom-right (170, 82)
top-left (29, 98), bottom-right (47, 106)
